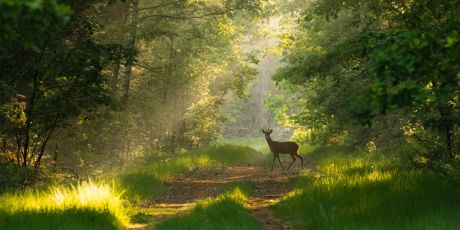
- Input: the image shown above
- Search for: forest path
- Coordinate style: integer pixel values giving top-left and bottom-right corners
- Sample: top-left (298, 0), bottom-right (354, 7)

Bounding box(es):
top-left (131, 156), bottom-right (306, 229)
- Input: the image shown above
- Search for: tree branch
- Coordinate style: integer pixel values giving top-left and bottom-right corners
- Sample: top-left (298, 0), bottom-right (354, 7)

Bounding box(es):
top-left (137, 0), bottom-right (183, 12)
top-left (139, 9), bottom-right (232, 22)
top-left (135, 63), bottom-right (164, 74)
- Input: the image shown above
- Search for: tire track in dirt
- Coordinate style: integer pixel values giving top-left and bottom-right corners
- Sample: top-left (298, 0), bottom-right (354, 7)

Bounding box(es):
top-left (131, 160), bottom-right (306, 229)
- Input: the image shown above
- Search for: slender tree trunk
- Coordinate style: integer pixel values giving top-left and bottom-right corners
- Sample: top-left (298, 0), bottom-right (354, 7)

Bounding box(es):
top-left (34, 123), bottom-right (57, 170)
top-left (53, 143), bottom-right (58, 172)
top-left (437, 105), bottom-right (458, 158)
top-left (444, 124), bottom-right (457, 158)
top-left (121, 0), bottom-right (139, 106)
top-left (15, 132), bottom-right (22, 165)
top-left (434, 80), bottom-right (458, 158)
top-left (22, 74), bottom-right (39, 168)
top-left (111, 5), bottom-right (128, 93)
top-left (111, 61), bottom-right (121, 92)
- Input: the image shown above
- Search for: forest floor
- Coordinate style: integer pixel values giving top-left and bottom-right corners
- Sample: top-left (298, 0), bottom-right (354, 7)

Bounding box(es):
top-left (130, 156), bottom-right (308, 229)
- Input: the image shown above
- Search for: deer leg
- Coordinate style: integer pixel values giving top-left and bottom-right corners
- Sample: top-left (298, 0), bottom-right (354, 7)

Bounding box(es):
top-left (270, 153), bottom-right (276, 171)
top-left (287, 154), bottom-right (296, 170)
top-left (295, 153), bottom-right (304, 168)
top-left (276, 154), bottom-right (284, 170)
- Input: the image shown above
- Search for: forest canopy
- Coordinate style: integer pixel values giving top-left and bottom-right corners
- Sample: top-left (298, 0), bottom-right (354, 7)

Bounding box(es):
top-left (1, 1), bottom-right (460, 229)
top-left (273, 0), bottom-right (460, 160)
top-left (0, 0), bottom-right (459, 192)
top-left (0, 0), bottom-right (264, 184)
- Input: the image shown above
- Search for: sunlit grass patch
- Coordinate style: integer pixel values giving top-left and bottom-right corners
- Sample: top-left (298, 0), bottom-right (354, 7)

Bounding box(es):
top-left (272, 147), bottom-right (460, 229)
top-left (156, 188), bottom-right (263, 230)
top-left (141, 144), bottom-right (259, 177)
top-left (142, 155), bottom-right (201, 179)
top-left (204, 144), bottom-right (259, 166)
top-left (217, 137), bottom-right (269, 152)
top-left (0, 181), bottom-right (129, 230)
top-left (115, 144), bottom-right (259, 201)
top-left (116, 172), bottom-right (163, 201)
top-left (220, 181), bottom-right (255, 196)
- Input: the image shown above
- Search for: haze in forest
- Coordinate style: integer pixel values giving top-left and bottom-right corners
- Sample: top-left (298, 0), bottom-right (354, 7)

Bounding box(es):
top-left (1, 0), bottom-right (460, 229)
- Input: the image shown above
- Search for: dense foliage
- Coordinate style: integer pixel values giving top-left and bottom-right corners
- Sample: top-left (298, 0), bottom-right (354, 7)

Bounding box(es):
top-left (1, 1), bottom-right (460, 229)
top-left (0, 0), bottom-right (264, 186)
top-left (0, 0), bottom-right (123, 183)
top-left (272, 0), bottom-right (460, 160)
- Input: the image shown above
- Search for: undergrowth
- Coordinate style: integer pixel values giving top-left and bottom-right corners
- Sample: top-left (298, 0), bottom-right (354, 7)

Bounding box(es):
top-left (272, 146), bottom-right (460, 229)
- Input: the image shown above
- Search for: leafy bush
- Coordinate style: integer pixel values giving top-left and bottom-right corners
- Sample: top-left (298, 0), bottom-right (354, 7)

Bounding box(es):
top-left (0, 162), bottom-right (27, 191)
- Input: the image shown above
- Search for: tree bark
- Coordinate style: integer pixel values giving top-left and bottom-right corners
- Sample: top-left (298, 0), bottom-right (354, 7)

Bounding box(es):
top-left (34, 127), bottom-right (54, 170)
top-left (111, 5), bottom-right (128, 94)
top-left (22, 74), bottom-right (39, 168)
top-left (444, 123), bottom-right (457, 158)
top-left (121, 0), bottom-right (139, 107)
top-left (111, 61), bottom-right (121, 92)
top-left (53, 143), bottom-right (58, 172)
top-left (438, 104), bottom-right (458, 158)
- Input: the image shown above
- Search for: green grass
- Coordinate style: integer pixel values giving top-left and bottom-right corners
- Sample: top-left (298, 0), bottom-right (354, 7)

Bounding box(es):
top-left (202, 144), bottom-right (259, 166)
top-left (156, 187), bottom-right (263, 230)
top-left (116, 144), bottom-right (259, 201)
top-left (116, 172), bottom-right (163, 201)
top-left (0, 144), bottom-right (262, 228)
top-left (219, 137), bottom-right (316, 169)
top-left (0, 181), bottom-right (130, 230)
top-left (140, 144), bottom-right (259, 177)
top-left (272, 146), bottom-right (460, 229)
top-left (219, 181), bottom-right (255, 195)
top-left (217, 137), bottom-right (269, 152)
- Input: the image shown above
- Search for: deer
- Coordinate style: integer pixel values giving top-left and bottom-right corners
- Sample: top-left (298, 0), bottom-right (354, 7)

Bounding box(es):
top-left (262, 129), bottom-right (304, 171)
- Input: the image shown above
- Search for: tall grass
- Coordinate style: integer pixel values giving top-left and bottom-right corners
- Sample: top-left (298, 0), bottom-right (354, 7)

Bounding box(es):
top-left (272, 147), bottom-right (460, 229)
top-left (156, 187), bottom-right (263, 230)
top-left (0, 181), bottom-right (129, 230)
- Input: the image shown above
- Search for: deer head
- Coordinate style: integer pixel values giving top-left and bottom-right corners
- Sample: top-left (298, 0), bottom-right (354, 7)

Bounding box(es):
top-left (261, 128), bottom-right (273, 138)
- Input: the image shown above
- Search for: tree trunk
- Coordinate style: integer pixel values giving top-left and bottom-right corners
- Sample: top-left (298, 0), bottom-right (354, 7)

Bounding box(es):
top-left (121, 0), bottom-right (139, 107)
top-left (22, 74), bottom-right (39, 168)
top-left (34, 124), bottom-right (56, 170)
top-left (53, 143), bottom-right (58, 172)
top-left (111, 6), bottom-right (128, 93)
top-left (434, 79), bottom-right (458, 158)
top-left (444, 123), bottom-right (457, 158)
top-left (111, 61), bottom-right (120, 92)
top-left (438, 104), bottom-right (458, 158)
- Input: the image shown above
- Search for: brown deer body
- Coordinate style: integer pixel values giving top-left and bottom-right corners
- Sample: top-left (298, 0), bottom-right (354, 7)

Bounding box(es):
top-left (262, 129), bottom-right (304, 171)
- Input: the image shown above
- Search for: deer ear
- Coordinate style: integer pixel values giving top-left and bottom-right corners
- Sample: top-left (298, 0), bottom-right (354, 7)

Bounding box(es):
top-left (269, 129), bottom-right (273, 134)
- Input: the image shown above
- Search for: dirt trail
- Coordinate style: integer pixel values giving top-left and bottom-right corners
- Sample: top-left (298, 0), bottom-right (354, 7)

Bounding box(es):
top-left (132, 160), bottom-right (305, 229)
